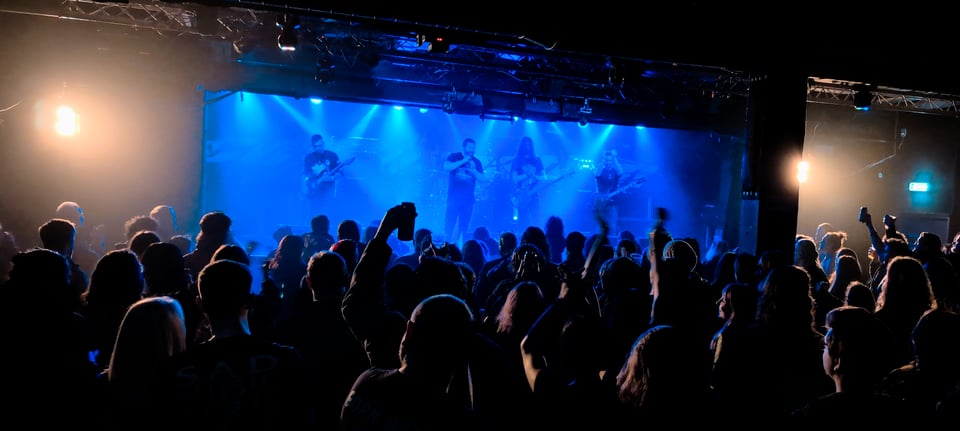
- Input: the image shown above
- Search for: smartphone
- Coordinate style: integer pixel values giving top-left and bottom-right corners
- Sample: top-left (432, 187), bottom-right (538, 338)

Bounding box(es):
top-left (398, 202), bottom-right (417, 241)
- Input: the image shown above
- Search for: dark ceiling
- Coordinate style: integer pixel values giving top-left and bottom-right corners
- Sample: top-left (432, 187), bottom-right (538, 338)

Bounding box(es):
top-left (2, 1), bottom-right (959, 129)
top-left (180, 1), bottom-right (960, 91)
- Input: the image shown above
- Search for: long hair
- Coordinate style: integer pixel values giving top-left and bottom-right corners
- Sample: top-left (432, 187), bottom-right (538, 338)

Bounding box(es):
top-left (399, 294), bottom-right (474, 374)
top-left (521, 226), bottom-right (551, 264)
top-left (495, 281), bottom-right (545, 335)
top-left (83, 249), bottom-right (144, 308)
top-left (269, 234), bottom-right (305, 271)
top-left (107, 296), bottom-right (186, 385)
top-left (757, 265), bottom-right (816, 332)
top-left (461, 239), bottom-right (486, 276)
top-left (515, 136), bottom-right (536, 159)
top-left (617, 325), bottom-right (701, 409)
top-left (828, 255), bottom-right (862, 299)
top-left (878, 255), bottom-right (935, 315)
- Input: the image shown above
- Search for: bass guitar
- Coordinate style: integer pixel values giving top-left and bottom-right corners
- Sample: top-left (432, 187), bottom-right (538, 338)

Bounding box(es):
top-left (511, 170), bottom-right (575, 209)
top-left (304, 157), bottom-right (355, 194)
top-left (594, 176), bottom-right (646, 209)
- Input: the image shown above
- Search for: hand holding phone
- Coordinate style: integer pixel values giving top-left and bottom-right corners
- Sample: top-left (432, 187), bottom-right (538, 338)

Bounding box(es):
top-left (398, 202), bottom-right (417, 241)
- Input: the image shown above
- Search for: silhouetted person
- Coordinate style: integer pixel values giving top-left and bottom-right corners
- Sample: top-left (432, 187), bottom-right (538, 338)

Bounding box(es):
top-left (101, 296), bottom-right (186, 431)
top-left (39, 217), bottom-right (88, 311)
top-left (149, 204), bottom-right (180, 242)
top-left (141, 241), bottom-right (204, 350)
top-left (302, 214), bottom-right (335, 262)
top-left (544, 215), bottom-right (566, 265)
top-left (793, 306), bottom-right (907, 425)
top-left (616, 325), bottom-right (719, 425)
top-left (56, 200), bottom-right (102, 274)
top-left (159, 259), bottom-right (313, 430)
top-left (875, 255), bottom-right (936, 366)
top-left (183, 211), bottom-right (233, 283)
top-left (278, 250), bottom-right (369, 430)
top-left (128, 229), bottom-right (161, 261)
top-left (81, 249), bottom-right (146, 372)
top-left (343, 203), bottom-right (523, 428)
top-left (0, 248), bottom-right (100, 427)
top-left (115, 214), bottom-right (160, 250)
top-left (844, 281), bottom-right (877, 312)
top-left (342, 294), bottom-right (487, 431)
top-left (882, 308), bottom-right (960, 423)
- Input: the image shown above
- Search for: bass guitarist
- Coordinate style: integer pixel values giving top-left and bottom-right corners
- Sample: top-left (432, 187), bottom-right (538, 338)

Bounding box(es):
top-left (594, 149), bottom-right (624, 233)
top-left (510, 136), bottom-right (547, 230)
top-left (302, 133), bottom-right (343, 222)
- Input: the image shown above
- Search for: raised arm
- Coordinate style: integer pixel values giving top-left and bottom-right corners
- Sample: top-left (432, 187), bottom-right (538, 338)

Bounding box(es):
top-left (341, 203), bottom-right (408, 368)
top-left (858, 207), bottom-right (884, 255)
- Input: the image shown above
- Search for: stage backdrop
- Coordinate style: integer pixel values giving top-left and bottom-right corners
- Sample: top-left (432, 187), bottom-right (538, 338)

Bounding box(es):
top-left (201, 90), bottom-right (742, 255)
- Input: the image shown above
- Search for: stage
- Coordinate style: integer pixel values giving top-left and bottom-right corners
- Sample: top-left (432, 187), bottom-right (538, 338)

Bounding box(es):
top-left (199, 91), bottom-right (742, 252)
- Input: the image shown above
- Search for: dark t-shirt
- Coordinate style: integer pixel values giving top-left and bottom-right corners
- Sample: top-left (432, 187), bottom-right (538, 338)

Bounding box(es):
top-left (512, 157), bottom-right (544, 185)
top-left (446, 152), bottom-right (483, 200)
top-left (596, 166), bottom-right (620, 195)
top-left (303, 149), bottom-right (340, 196)
top-left (341, 368), bottom-right (485, 431)
top-left (301, 232), bottom-right (336, 262)
top-left (511, 156), bottom-right (545, 206)
top-left (792, 392), bottom-right (914, 425)
top-left (159, 335), bottom-right (313, 430)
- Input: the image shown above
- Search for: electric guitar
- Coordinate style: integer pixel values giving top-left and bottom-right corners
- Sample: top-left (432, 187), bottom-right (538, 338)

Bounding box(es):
top-left (595, 176), bottom-right (646, 208)
top-left (511, 170), bottom-right (576, 208)
top-left (304, 157), bottom-right (354, 194)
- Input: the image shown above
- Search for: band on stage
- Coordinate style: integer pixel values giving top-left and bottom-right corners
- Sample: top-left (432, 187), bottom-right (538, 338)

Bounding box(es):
top-left (301, 133), bottom-right (646, 242)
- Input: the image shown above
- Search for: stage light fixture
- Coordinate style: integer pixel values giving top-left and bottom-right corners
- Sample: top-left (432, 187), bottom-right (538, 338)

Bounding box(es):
top-left (55, 105), bottom-right (79, 137)
top-left (441, 89), bottom-right (457, 114)
top-left (577, 99), bottom-right (591, 126)
top-left (428, 36), bottom-right (450, 53)
top-left (276, 14), bottom-right (300, 51)
top-left (852, 85), bottom-right (873, 111)
top-left (797, 160), bottom-right (810, 184)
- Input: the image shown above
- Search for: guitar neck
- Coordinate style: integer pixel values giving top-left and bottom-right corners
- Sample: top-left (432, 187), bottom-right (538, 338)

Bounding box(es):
top-left (315, 158), bottom-right (354, 179)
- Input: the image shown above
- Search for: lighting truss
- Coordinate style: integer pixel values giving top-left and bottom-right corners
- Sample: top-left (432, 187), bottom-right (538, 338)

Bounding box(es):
top-left (62, 0), bottom-right (209, 36)
top-left (807, 77), bottom-right (960, 116)
top-left (1, 0), bottom-right (756, 125)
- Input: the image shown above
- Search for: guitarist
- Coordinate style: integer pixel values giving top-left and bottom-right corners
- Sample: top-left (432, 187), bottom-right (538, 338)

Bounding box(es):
top-left (594, 149), bottom-right (624, 233)
top-left (510, 136), bottom-right (547, 230)
top-left (302, 133), bottom-right (342, 220)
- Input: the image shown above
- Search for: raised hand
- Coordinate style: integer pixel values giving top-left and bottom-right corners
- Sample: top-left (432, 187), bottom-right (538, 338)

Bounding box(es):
top-left (858, 206), bottom-right (871, 225)
top-left (655, 207), bottom-right (669, 229)
top-left (883, 213), bottom-right (897, 230)
top-left (374, 203), bottom-right (407, 242)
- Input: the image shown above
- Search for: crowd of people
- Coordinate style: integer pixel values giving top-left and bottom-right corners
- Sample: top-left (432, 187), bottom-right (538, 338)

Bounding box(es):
top-left (1, 195), bottom-right (959, 429)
